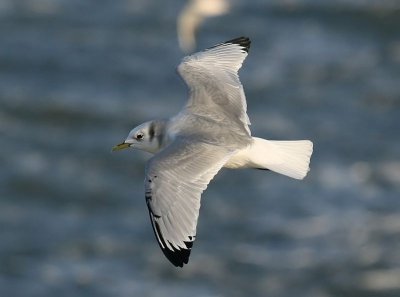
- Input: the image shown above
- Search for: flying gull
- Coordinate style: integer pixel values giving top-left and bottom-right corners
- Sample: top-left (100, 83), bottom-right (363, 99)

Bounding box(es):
top-left (113, 37), bottom-right (313, 267)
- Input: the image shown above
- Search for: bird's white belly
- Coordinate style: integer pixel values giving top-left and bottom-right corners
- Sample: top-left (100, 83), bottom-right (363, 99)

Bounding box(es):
top-left (224, 146), bottom-right (252, 169)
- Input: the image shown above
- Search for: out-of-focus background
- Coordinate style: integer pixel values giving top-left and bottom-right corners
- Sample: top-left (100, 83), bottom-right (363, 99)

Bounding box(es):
top-left (1, 0), bottom-right (400, 296)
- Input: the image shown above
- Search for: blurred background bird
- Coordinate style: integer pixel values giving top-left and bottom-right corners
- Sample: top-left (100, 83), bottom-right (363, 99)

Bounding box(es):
top-left (177, 0), bottom-right (230, 52)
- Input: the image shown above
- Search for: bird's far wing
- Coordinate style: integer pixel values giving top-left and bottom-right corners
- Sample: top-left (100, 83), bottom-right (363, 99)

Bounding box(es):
top-left (144, 138), bottom-right (234, 267)
top-left (177, 37), bottom-right (252, 136)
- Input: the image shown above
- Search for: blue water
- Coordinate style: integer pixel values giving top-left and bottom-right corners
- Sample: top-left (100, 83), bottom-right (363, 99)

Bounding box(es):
top-left (1, 1), bottom-right (400, 296)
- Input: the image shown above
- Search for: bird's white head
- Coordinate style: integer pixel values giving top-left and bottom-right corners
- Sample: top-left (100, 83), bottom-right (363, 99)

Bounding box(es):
top-left (112, 120), bottom-right (165, 154)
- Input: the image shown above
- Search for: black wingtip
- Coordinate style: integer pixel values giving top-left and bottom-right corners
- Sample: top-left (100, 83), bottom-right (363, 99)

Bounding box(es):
top-left (161, 243), bottom-right (192, 268)
top-left (225, 36), bottom-right (251, 53)
top-left (150, 215), bottom-right (193, 267)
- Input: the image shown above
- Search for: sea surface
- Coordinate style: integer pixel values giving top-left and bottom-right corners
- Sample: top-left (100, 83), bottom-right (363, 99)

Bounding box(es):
top-left (1, 0), bottom-right (400, 296)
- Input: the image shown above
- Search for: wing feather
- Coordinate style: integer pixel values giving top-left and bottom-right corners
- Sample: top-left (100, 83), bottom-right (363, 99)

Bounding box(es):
top-left (177, 37), bottom-right (252, 137)
top-left (145, 138), bottom-right (234, 267)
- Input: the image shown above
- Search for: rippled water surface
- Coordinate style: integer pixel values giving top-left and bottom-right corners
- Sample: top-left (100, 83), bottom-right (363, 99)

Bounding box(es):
top-left (1, 1), bottom-right (400, 296)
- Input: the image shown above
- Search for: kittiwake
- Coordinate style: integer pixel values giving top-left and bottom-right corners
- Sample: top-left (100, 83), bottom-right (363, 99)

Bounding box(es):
top-left (112, 37), bottom-right (313, 267)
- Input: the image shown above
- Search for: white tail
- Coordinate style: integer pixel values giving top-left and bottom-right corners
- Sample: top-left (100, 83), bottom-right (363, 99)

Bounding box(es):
top-left (246, 137), bottom-right (313, 179)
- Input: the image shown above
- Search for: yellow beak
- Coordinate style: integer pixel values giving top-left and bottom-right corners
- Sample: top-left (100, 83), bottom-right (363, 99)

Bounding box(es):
top-left (112, 142), bottom-right (131, 152)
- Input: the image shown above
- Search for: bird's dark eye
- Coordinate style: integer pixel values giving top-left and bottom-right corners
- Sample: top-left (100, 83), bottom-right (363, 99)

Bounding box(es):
top-left (136, 133), bottom-right (144, 140)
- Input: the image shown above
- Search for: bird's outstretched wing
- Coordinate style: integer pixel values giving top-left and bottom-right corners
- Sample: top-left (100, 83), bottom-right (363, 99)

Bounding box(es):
top-left (145, 138), bottom-right (234, 267)
top-left (177, 37), bottom-right (252, 138)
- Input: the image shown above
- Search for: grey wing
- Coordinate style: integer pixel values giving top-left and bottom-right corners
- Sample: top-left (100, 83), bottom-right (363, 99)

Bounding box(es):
top-left (145, 138), bottom-right (234, 267)
top-left (177, 37), bottom-right (252, 137)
